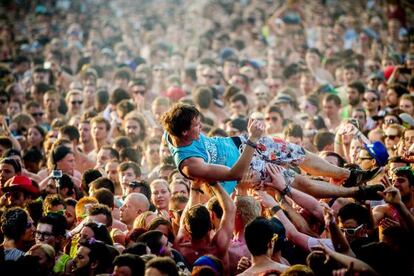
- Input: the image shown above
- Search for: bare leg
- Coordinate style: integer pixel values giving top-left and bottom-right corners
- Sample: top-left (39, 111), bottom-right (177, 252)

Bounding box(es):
top-left (300, 150), bottom-right (350, 181)
top-left (291, 175), bottom-right (358, 198)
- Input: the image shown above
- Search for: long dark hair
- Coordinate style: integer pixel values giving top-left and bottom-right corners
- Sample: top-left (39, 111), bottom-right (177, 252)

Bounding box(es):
top-left (48, 145), bottom-right (72, 171)
top-left (83, 222), bottom-right (113, 246)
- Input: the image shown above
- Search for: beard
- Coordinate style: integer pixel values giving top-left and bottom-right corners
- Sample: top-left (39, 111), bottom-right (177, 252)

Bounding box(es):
top-left (128, 133), bottom-right (140, 143)
top-left (72, 262), bottom-right (91, 276)
top-left (349, 98), bottom-right (360, 107)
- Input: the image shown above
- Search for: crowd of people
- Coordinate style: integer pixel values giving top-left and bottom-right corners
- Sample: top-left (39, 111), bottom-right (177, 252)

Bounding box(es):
top-left (0, 0), bottom-right (413, 275)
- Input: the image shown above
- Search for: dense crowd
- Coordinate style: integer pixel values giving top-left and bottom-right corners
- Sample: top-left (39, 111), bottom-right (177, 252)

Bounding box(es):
top-left (0, 0), bottom-right (413, 275)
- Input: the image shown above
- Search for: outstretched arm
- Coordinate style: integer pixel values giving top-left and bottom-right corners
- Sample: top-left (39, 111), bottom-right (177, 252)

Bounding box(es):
top-left (181, 119), bottom-right (264, 182)
top-left (379, 186), bottom-right (414, 232)
top-left (254, 187), bottom-right (311, 251)
top-left (175, 180), bottom-right (203, 244)
top-left (300, 150), bottom-right (349, 180)
top-left (212, 181), bottom-right (236, 255)
top-left (314, 242), bottom-right (379, 275)
top-left (322, 204), bottom-right (355, 257)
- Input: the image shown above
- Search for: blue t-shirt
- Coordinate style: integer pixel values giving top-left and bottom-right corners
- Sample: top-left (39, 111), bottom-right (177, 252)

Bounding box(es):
top-left (165, 133), bottom-right (240, 193)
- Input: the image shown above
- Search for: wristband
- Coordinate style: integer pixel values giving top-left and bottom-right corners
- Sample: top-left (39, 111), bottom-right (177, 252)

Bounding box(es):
top-left (270, 205), bottom-right (282, 215)
top-left (245, 139), bottom-right (257, 149)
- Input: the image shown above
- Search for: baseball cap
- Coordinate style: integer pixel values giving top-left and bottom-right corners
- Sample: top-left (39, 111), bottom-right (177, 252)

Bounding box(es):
top-left (228, 118), bottom-right (248, 133)
top-left (364, 141), bottom-right (389, 167)
top-left (2, 175), bottom-right (40, 196)
top-left (193, 255), bottom-right (220, 274)
top-left (368, 72), bottom-right (385, 81)
top-left (273, 94), bottom-right (293, 105)
top-left (399, 113), bottom-right (414, 128)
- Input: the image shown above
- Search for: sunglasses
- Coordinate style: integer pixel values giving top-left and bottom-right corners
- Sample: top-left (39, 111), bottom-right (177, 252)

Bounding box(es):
top-left (6, 191), bottom-right (23, 200)
top-left (265, 117), bottom-right (278, 122)
top-left (358, 156), bottom-right (373, 161)
top-left (35, 230), bottom-right (54, 239)
top-left (31, 112), bottom-right (44, 117)
top-left (340, 224), bottom-right (363, 236)
top-left (384, 119), bottom-right (398, 125)
top-left (169, 209), bottom-right (184, 219)
top-left (71, 100), bottom-right (83, 105)
top-left (0, 99), bottom-right (8, 104)
top-left (363, 97), bottom-right (377, 102)
top-left (133, 90), bottom-right (146, 95)
top-left (385, 135), bottom-right (398, 140)
top-left (47, 209), bottom-right (66, 216)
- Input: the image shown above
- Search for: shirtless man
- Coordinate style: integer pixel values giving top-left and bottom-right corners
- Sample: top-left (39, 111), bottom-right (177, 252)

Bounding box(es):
top-left (174, 179), bottom-right (235, 270)
top-left (373, 167), bottom-right (414, 232)
top-left (237, 217), bottom-right (288, 275)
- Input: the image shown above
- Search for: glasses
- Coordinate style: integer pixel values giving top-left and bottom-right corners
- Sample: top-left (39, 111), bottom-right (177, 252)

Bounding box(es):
top-left (363, 97), bottom-right (377, 102)
top-left (35, 230), bottom-right (54, 239)
top-left (5, 191), bottom-right (22, 200)
top-left (47, 210), bottom-right (65, 216)
top-left (265, 117), bottom-right (278, 122)
top-left (31, 112), bottom-right (44, 117)
top-left (358, 157), bottom-right (373, 162)
top-left (384, 119), bottom-right (398, 125)
top-left (169, 209), bottom-right (184, 219)
top-left (71, 100), bottom-right (83, 105)
top-left (133, 90), bottom-right (145, 95)
top-left (203, 74), bottom-right (215, 79)
top-left (340, 224), bottom-right (363, 236)
top-left (385, 135), bottom-right (398, 140)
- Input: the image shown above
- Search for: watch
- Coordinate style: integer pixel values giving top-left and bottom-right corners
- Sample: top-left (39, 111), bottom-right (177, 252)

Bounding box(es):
top-left (270, 205), bottom-right (282, 215)
top-left (245, 139), bottom-right (257, 149)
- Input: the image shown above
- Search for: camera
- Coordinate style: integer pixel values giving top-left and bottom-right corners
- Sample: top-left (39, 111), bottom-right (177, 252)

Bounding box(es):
top-left (51, 170), bottom-right (63, 179)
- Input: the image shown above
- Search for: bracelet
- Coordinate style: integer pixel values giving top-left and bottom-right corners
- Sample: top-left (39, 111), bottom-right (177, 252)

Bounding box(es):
top-left (245, 139), bottom-right (257, 149)
top-left (281, 184), bottom-right (291, 197)
top-left (191, 187), bottom-right (204, 194)
top-left (270, 205), bottom-right (282, 215)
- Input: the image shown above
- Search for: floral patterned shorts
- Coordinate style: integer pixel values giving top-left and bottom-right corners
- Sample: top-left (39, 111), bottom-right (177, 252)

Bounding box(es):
top-left (238, 135), bottom-right (306, 185)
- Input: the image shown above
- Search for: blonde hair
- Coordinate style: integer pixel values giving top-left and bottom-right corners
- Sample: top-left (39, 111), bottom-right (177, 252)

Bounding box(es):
top-left (133, 211), bottom-right (156, 230)
top-left (75, 197), bottom-right (98, 220)
top-left (27, 243), bottom-right (56, 261)
top-left (235, 196), bottom-right (262, 226)
top-left (65, 89), bottom-right (82, 102)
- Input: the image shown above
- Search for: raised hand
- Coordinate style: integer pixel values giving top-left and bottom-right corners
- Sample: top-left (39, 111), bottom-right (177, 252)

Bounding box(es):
top-left (322, 205), bottom-right (336, 227)
top-left (380, 175), bottom-right (392, 188)
top-left (379, 217), bottom-right (400, 230)
top-left (378, 186), bottom-right (402, 205)
top-left (254, 190), bottom-right (278, 209)
top-left (247, 119), bottom-right (265, 142)
top-left (265, 163), bottom-right (286, 191)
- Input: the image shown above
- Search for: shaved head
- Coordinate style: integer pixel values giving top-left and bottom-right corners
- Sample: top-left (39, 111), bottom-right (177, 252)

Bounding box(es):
top-left (120, 193), bottom-right (149, 228)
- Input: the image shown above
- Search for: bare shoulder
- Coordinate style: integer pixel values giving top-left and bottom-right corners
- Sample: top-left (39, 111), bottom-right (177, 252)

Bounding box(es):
top-left (180, 157), bottom-right (206, 176)
top-left (373, 204), bottom-right (389, 213)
